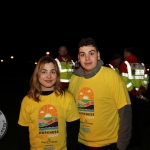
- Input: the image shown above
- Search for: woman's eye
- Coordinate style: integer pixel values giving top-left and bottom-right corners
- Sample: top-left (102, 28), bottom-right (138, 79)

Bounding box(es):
top-left (41, 71), bottom-right (46, 74)
top-left (51, 71), bottom-right (56, 74)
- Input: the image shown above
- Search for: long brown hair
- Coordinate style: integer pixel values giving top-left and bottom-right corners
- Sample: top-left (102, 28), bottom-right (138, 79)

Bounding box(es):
top-left (27, 55), bottom-right (66, 102)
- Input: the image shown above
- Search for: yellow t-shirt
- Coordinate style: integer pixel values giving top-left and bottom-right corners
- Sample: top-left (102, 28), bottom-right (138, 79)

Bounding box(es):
top-left (18, 91), bottom-right (79, 150)
top-left (68, 66), bottom-right (131, 147)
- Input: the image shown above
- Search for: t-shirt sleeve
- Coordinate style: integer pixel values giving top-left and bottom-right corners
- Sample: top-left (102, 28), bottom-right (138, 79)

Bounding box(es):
top-left (66, 93), bottom-right (79, 122)
top-left (110, 72), bottom-right (131, 109)
top-left (18, 96), bottom-right (31, 127)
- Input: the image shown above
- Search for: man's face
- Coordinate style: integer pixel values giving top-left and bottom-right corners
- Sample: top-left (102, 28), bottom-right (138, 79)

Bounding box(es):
top-left (114, 57), bottom-right (121, 67)
top-left (58, 46), bottom-right (68, 57)
top-left (78, 45), bottom-right (100, 74)
top-left (123, 50), bottom-right (129, 59)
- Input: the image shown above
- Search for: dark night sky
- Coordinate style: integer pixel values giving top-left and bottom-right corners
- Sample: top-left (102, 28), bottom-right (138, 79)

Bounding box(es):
top-left (1, 2), bottom-right (150, 67)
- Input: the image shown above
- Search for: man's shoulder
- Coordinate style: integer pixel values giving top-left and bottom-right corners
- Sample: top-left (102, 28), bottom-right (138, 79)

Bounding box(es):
top-left (100, 66), bottom-right (121, 77)
top-left (101, 66), bottom-right (115, 72)
top-left (119, 61), bottom-right (127, 67)
top-left (70, 73), bottom-right (79, 79)
top-left (67, 55), bottom-right (73, 61)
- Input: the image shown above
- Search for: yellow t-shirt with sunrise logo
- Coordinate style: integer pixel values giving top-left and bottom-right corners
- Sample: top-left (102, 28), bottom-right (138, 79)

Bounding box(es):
top-left (68, 66), bottom-right (131, 147)
top-left (18, 91), bottom-right (79, 150)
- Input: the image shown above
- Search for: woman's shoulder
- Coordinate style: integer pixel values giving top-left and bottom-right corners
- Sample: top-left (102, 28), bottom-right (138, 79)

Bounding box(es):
top-left (21, 95), bottom-right (35, 104)
top-left (64, 90), bottom-right (74, 97)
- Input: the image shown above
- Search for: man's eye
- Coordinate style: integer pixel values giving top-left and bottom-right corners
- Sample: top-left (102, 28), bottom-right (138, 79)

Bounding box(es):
top-left (90, 52), bottom-right (94, 55)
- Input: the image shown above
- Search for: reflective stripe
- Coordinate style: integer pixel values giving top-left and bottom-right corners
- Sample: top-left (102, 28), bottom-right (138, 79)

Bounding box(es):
top-left (61, 69), bottom-right (74, 72)
top-left (121, 73), bottom-right (128, 77)
top-left (125, 61), bottom-right (132, 78)
top-left (108, 64), bottom-right (115, 70)
top-left (135, 70), bottom-right (144, 75)
top-left (55, 58), bottom-right (62, 69)
top-left (60, 79), bottom-right (70, 82)
top-left (141, 63), bottom-right (145, 67)
top-left (121, 73), bottom-right (144, 79)
top-left (134, 76), bottom-right (144, 79)
top-left (142, 81), bottom-right (148, 85)
top-left (71, 60), bottom-right (75, 66)
top-left (126, 82), bottom-right (132, 88)
top-left (135, 88), bottom-right (139, 91)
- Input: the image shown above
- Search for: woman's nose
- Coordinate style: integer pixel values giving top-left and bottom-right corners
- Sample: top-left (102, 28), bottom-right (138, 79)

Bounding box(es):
top-left (46, 73), bottom-right (51, 78)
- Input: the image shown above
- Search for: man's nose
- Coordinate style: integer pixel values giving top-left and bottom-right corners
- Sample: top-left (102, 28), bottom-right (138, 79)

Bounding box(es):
top-left (85, 55), bottom-right (90, 60)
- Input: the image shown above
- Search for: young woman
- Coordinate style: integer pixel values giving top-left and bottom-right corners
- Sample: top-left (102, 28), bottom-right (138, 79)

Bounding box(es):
top-left (18, 55), bottom-right (80, 150)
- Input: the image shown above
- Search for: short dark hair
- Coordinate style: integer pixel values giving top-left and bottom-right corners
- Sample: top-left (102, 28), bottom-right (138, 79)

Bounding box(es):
top-left (78, 37), bottom-right (98, 51)
top-left (125, 47), bottom-right (136, 55)
top-left (111, 53), bottom-right (121, 60)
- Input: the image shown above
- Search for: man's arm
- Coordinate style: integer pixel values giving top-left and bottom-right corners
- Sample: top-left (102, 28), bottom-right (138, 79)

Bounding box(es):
top-left (117, 105), bottom-right (132, 150)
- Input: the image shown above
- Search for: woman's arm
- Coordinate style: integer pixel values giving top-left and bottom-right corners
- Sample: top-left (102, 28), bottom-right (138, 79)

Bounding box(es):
top-left (66, 119), bottom-right (80, 150)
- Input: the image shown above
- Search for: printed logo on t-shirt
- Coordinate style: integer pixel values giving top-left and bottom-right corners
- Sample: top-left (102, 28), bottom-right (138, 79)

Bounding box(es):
top-left (78, 87), bottom-right (94, 132)
top-left (38, 104), bottom-right (59, 136)
top-left (78, 87), bottom-right (94, 118)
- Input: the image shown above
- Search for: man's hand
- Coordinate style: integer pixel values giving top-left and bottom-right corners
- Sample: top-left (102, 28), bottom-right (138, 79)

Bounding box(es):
top-left (136, 91), bottom-right (143, 99)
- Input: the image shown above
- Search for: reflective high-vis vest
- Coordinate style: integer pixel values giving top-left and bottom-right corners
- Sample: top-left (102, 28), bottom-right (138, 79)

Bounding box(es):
top-left (55, 58), bottom-right (75, 83)
top-left (120, 61), bottom-right (149, 92)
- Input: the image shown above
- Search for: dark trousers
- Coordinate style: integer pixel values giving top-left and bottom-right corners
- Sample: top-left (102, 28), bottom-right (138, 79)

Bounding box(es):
top-left (129, 94), bottom-right (144, 146)
top-left (77, 142), bottom-right (119, 150)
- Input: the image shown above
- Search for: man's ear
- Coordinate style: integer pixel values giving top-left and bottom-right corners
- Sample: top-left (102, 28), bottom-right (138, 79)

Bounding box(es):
top-left (98, 51), bottom-right (100, 60)
top-left (78, 54), bottom-right (80, 62)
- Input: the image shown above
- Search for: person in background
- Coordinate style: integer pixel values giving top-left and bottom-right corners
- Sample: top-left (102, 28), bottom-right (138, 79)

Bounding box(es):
top-left (105, 53), bottom-right (122, 74)
top-left (119, 47), bottom-right (149, 148)
top-left (68, 37), bottom-right (132, 150)
top-left (18, 55), bottom-right (80, 150)
top-left (55, 45), bottom-right (75, 88)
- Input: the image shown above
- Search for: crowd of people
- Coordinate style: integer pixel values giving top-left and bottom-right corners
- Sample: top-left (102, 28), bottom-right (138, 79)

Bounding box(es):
top-left (18, 37), bottom-right (149, 150)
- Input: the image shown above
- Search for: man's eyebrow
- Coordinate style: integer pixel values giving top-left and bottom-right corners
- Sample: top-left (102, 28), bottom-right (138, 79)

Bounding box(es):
top-left (79, 50), bottom-right (96, 54)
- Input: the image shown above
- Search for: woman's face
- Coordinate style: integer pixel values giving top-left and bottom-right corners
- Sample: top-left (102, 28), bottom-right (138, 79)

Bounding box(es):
top-left (39, 62), bottom-right (57, 91)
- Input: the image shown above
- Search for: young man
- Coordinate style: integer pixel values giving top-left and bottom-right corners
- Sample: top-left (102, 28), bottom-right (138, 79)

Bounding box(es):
top-left (119, 47), bottom-right (149, 148)
top-left (68, 38), bottom-right (132, 150)
top-left (55, 45), bottom-right (75, 88)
